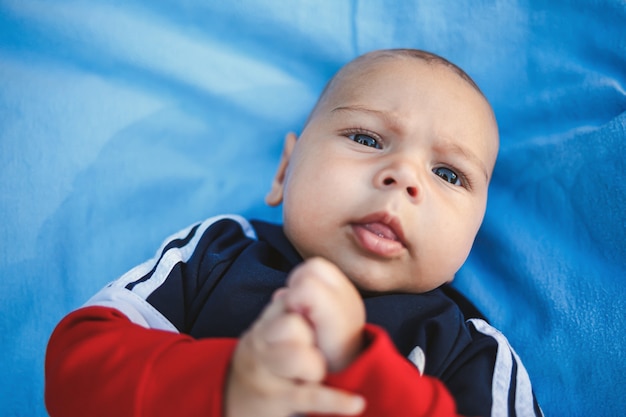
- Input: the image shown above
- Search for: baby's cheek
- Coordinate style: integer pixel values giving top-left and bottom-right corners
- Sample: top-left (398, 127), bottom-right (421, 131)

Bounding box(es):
top-left (282, 208), bottom-right (315, 259)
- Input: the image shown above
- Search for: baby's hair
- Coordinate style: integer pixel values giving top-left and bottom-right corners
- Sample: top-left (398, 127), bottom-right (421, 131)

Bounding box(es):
top-left (305, 48), bottom-right (484, 127)
top-left (373, 49), bottom-right (483, 95)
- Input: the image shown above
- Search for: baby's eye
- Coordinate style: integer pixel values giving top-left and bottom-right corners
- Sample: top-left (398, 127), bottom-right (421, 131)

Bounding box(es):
top-left (350, 133), bottom-right (381, 149)
top-left (433, 167), bottom-right (462, 186)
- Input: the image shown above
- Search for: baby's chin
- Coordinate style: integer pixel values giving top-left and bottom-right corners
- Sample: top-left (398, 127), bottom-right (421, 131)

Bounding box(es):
top-left (295, 244), bottom-right (453, 295)
top-left (341, 266), bottom-right (447, 296)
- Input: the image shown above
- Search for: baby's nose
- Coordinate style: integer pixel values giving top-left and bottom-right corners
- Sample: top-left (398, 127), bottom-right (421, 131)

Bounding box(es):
top-left (375, 161), bottom-right (422, 201)
top-left (382, 176), bottom-right (418, 198)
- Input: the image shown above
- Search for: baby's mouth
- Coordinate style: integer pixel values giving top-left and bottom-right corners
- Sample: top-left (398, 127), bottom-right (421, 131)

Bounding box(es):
top-left (361, 222), bottom-right (400, 241)
top-left (350, 213), bottom-right (407, 257)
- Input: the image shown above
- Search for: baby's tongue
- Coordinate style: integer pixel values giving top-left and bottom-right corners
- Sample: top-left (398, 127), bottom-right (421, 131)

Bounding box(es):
top-left (363, 222), bottom-right (398, 241)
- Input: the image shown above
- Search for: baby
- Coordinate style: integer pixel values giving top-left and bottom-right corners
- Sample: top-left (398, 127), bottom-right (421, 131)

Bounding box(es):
top-left (45, 49), bottom-right (541, 417)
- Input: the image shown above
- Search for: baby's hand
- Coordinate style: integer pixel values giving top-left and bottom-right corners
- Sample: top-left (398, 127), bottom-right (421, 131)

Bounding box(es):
top-left (279, 257), bottom-right (366, 372)
top-left (226, 294), bottom-right (364, 417)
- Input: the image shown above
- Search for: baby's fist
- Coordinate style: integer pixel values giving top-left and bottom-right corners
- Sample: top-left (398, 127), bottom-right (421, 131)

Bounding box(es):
top-left (281, 257), bottom-right (366, 371)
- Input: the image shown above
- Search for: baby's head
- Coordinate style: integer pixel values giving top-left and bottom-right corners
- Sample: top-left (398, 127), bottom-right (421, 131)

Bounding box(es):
top-left (266, 49), bottom-right (499, 294)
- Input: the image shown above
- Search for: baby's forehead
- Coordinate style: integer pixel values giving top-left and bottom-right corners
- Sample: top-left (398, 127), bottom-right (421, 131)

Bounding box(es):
top-left (333, 53), bottom-right (482, 98)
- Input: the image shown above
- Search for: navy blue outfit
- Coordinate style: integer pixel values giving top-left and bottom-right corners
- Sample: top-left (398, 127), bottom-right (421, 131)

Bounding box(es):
top-left (87, 215), bottom-right (542, 417)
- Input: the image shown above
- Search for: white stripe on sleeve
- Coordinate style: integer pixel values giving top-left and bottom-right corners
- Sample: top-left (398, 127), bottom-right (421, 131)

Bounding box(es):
top-left (129, 214), bottom-right (254, 299)
top-left (469, 318), bottom-right (540, 417)
top-left (84, 214), bottom-right (256, 330)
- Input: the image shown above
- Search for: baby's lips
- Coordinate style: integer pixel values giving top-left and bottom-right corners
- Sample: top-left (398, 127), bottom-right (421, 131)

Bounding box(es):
top-left (352, 211), bottom-right (407, 247)
top-left (361, 221), bottom-right (400, 241)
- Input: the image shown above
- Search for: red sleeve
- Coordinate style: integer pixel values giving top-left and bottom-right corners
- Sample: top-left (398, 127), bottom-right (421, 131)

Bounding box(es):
top-left (320, 324), bottom-right (462, 417)
top-left (45, 306), bottom-right (237, 417)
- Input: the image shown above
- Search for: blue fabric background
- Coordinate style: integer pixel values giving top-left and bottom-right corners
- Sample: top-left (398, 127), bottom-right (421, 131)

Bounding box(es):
top-left (1, 1), bottom-right (625, 415)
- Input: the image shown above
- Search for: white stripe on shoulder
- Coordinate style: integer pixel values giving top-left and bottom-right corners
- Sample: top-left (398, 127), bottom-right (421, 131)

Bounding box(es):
top-left (85, 214), bottom-right (257, 330)
top-left (84, 285), bottom-right (179, 332)
top-left (132, 214), bottom-right (254, 299)
top-left (469, 318), bottom-right (540, 417)
top-left (111, 214), bottom-right (256, 291)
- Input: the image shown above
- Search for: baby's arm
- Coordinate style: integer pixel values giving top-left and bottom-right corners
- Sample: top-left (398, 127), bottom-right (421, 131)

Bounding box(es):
top-left (45, 305), bottom-right (237, 417)
top-left (46, 301), bottom-right (364, 417)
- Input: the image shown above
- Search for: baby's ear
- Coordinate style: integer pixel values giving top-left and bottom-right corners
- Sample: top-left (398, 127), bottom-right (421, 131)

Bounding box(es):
top-left (265, 132), bottom-right (297, 207)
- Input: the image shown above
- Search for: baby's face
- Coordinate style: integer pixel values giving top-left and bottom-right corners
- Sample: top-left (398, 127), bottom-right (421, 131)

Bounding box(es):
top-left (277, 56), bottom-right (498, 293)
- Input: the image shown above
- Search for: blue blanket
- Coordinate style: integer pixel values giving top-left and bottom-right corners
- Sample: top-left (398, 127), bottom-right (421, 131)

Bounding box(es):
top-left (1, 1), bottom-right (624, 415)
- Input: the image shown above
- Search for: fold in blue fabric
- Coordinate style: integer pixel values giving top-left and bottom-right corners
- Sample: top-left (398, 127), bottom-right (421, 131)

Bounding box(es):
top-left (0, 1), bottom-right (624, 416)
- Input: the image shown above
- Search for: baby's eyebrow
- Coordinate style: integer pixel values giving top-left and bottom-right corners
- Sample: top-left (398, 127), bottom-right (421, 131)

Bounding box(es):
top-left (436, 142), bottom-right (490, 182)
top-left (330, 105), bottom-right (405, 135)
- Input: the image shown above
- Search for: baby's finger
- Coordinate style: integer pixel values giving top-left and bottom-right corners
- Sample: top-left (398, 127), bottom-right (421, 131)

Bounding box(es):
top-left (291, 384), bottom-right (366, 416)
top-left (284, 258), bottom-right (358, 318)
top-left (271, 287), bottom-right (289, 302)
top-left (254, 313), bottom-right (323, 381)
top-left (288, 257), bottom-right (346, 290)
top-left (262, 312), bottom-right (314, 346)
top-left (263, 341), bottom-right (326, 382)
